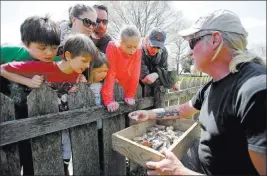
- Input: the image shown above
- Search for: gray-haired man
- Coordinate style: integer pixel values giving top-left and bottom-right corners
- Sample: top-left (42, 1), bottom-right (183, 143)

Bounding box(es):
top-left (129, 9), bottom-right (266, 175)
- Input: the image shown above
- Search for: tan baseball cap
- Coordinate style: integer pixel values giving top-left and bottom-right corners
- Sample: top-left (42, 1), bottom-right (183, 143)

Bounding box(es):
top-left (179, 9), bottom-right (248, 40)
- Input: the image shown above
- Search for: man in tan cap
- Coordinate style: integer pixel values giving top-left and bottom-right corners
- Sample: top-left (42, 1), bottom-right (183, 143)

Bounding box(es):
top-left (128, 9), bottom-right (266, 175)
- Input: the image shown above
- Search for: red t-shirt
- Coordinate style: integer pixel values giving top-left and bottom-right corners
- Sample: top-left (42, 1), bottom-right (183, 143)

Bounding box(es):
top-left (2, 61), bottom-right (79, 83)
top-left (101, 41), bottom-right (141, 106)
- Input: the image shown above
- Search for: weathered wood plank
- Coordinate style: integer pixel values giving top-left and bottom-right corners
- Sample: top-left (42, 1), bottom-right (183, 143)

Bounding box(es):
top-left (193, 77), bottom-right (198, 87)
top-left (165, 87), bottom-right (201, 102)
top-left (103, 83), bottom-right (126, 175)
top-left (154, 86), bottom-right (167, 108)
top-left (179, 96), bottom-right (187, 105)
top-left (27, 84), bottom-right (64, 175)
top-left (128, 83), bottom-right (143, 172)
top-left (112, 128), bottom-right (165, 167)
top-left (68, 83), bottom-right (96, 108)
top-left (0, 97), bottom-right (154, 147)
top-left (70, 123), bottom-right (99, 175)
top-left (68, 83), bottom-right (100, 175)
top-left (114, 83), bottom-right (124, 101)
top-left (197, 77), bottom-right (201, 86)
top-left (165, 101), bottom-right (169, 107)
top-left (112, 119), bottom-right (199, 166)
top-left (103, 114), bottom-right (126, 176)
top-left (0, 94), bottom-right (20, 176)
top-left (169, 122), bottom-right (200, 159)
top-left (143, 84), bottom-right (153, 97)
top-left (135, 84), bottom-right (142, 99)
top-left (0, 94), bottom-right (16, 123)
top-left (169, 99), bottom-right (178, 106)
top-left (187, 78), bottom-right (193, 88)
top-left (179, 78), bottom-right (187, 90)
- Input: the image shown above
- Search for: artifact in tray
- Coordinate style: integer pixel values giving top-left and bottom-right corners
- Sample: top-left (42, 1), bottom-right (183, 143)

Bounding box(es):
top-left (132, 124), bottom-right (184, 152)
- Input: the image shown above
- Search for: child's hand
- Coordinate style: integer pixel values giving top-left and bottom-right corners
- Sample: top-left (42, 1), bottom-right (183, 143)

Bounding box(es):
top-left (28, 75), bottom-right (44, 88)
top-left (124, 98), bottom-right (135, 105)
top-left (107, 101), bottom-right (119, 112)
top-left (76, 74), bottom-right (87, 83)
top-left (68, 85), bottom-right (78, 93)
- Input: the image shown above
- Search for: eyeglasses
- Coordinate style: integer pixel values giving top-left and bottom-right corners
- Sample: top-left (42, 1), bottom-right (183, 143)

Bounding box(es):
top-left (96, 18), bottom-right (108, 25)
top-left (75, 16), bottom-right (97, 28)
top-left (189, 34), bottom-right (211, 50)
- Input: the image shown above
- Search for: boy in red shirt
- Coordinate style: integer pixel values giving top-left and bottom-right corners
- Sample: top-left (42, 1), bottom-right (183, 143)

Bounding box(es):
top-left (0, 15), bottom-right (63, 175)
top-left (101, 25), bottom-right (141, 112)
top-left (1, 33), bottom-right (97, 88)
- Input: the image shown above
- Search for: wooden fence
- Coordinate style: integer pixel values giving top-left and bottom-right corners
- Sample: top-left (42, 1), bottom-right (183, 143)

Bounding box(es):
top-left (0, 76), bottom-right (211, 176)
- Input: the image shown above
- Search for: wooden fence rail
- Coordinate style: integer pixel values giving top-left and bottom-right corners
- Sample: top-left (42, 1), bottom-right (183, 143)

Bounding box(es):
top-left (0, 76), bottom-right (210, 176)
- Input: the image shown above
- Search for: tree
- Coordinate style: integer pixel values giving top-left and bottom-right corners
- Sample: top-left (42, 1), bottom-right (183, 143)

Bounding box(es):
top-left (180, 55), bottom-right (193, 73)
top-left (100, 1), bottom-right (183, 38)
top-left (97, 1), bottom-right (190, 72)
top-left (167, 18), bottom-right (191, 74)
top-left (249, 43), bottom-right (266, 59)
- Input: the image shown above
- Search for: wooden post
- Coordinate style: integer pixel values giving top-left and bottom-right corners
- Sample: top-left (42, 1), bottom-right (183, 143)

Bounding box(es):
top-left (143, 84), bottom-right (153, 97)
top-left (154, 85), bottom-right (167, 108)
top-left (68, 83), bottom-right (100, 175)
top-left (27, 84), bottom-right (64, 175)
top-left (0, 93), bottom-right (20, 176)
top-left (102, 83), bottom-right (126, 176)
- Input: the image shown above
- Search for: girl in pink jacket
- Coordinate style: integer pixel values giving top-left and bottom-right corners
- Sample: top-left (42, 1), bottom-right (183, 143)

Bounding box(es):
top-left (101, 25), bottom-right (141, 112)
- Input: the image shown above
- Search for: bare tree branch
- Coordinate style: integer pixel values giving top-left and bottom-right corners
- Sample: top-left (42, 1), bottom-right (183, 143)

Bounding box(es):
top-left (98, 1), bottom-right (191, 71)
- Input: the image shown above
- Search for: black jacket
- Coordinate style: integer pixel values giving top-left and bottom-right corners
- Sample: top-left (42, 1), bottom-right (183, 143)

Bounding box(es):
top-left (141, 44), bottom-right (175, 88)
top-left (90, 34), bottom-right (112, 54)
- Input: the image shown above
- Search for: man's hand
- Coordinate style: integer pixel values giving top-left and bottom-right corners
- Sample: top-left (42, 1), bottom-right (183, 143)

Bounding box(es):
top-left (146, 148), bottom-right (187, 175)
top-left (107, 101), bottom-right (120, 112)
top-left (128, 110), bottom-right (149, 122)
top-left (28, 75), bottom-right (44, 88)
top-left (142, 73), bottom-right (159, 84)
top-left (124, 98), bottom-right (135, 105)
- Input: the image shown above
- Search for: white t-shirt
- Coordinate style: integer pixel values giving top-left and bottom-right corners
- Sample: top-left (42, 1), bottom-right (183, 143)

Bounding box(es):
top-left (90, 82), bottom-right (103, 105)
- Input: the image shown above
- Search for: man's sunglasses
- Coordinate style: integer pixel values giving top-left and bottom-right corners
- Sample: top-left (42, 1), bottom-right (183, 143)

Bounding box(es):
top-left (76, 16), bottom-right (97, 28)
top-left (189, 34), bottom-right (211, 50)
top-left (96, 18), bottom-right (108, 25)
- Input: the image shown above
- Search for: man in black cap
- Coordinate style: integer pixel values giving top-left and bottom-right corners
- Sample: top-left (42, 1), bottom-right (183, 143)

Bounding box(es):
top-left (141, 28), bottom-right (178, 90)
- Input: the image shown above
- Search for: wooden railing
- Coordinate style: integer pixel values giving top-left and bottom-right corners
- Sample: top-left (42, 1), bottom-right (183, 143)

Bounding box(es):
top-left (0, 76), bottom-right (211, 175)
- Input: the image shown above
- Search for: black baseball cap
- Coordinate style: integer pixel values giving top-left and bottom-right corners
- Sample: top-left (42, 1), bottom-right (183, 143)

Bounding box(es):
top-left (147, 28), bottom-right (166, 48)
